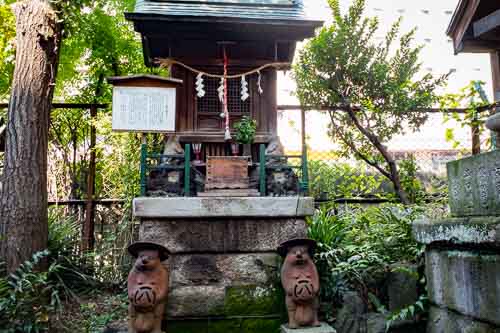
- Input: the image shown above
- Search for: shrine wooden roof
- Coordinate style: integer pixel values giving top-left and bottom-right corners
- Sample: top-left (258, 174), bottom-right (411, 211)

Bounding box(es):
top-left (447, 0), bottom-right (500, 53)
top-left (126, 0), bottom-right (323, 66)
top-left (129, 0), bottom-right (320, 23)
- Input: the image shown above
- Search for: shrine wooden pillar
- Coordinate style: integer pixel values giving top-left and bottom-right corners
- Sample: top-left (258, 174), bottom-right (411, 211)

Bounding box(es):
top-left (491, 51), bottom-right (500, 148)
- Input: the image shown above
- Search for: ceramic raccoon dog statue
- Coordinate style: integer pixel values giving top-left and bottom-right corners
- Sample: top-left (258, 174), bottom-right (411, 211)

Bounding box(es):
top-left (127, 242), bottom-right (170, 333)
top-left (279, 239), bottom-right (321, 329)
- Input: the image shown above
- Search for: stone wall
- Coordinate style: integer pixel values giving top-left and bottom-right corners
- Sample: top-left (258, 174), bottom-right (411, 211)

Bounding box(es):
top-left (133, 197), bottom-right (314, 333)
top-left (413, 150), bottom-right (500, 332)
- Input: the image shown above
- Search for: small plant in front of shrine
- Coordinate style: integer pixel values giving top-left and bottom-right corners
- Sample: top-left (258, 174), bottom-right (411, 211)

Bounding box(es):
top-left (234, 116), bottom-right (257, 144)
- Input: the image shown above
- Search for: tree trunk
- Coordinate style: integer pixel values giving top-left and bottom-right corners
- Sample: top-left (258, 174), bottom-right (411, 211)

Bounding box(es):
top-left (344, 106), bottom-right (411, 205)
top-left (0, 0), bottom-right (61, 272)
top-left (387, 160), bottom-right (410, 205)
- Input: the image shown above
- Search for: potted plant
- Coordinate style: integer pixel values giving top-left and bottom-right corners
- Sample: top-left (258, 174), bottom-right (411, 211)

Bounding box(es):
top-left (233, 116), bottom-right (257, 156)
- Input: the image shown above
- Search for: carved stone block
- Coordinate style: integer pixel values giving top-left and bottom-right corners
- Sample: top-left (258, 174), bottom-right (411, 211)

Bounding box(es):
top-left (447, 150), bottom-right (500, 216)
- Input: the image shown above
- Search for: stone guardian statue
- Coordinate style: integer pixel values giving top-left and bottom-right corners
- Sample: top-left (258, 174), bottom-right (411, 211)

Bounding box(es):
top-left (127, 242), bottom-right (170, 333)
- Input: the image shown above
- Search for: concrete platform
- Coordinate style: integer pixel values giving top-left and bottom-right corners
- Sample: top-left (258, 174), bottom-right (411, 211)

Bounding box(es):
top-left (412, 215), bottom-right (500, 246)
top-left (133, 196), bottom-right (315, 218)
top-left (281, 323), bottom-right (336, 333)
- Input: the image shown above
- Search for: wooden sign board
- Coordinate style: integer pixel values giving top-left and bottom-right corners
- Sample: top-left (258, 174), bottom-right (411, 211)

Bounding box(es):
top-left (205, 156), bottom-right (249, 190)
top-left (112, 86), bottom-right (176, 132)
top-left (108, 75), bottom-right (182, 133)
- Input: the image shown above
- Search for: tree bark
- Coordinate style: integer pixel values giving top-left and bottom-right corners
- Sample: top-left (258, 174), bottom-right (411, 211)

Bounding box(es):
top-left (0, 0), bottom-right (61, 272)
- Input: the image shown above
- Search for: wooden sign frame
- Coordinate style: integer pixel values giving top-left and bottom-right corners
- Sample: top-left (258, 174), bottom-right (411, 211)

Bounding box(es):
top-left (107, 75), bottom-right (183, 133)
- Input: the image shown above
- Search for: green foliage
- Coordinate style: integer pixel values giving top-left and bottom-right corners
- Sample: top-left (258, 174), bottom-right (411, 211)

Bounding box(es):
top-left (294, 0), bottom-right (446, 203)
top-left (76, 292), bottom-right (128, 332)
top-left (398, 155), bottom-right (425, 204)
top-left (0, 251), bottom-right (60, 333)
top-left (308, 204), bottom-right (425, 316)
top-left (233, 116), bottom-right (257, 144)
top-left (440, 80), bottom-right (491, 150)
top-left (47, 210), bottom-right (97, 295)
top-left (308, 161), bottom-right (390, 200)
top-left (385, 294), bottom-right (428, 332)
top-left (307, 208), bottom-right (349, 252)
top-left (0, 2), bottom-right (15, 100)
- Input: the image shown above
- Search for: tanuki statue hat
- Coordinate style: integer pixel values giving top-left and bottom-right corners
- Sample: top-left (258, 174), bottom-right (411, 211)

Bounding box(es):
top-left (127, 241), bottom-right (170, 261)
top-left (277, 238), bottom-right (317, 258)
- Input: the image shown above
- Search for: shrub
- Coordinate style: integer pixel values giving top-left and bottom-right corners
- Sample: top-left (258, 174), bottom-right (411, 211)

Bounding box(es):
top-left (308, 204), bottom-right (426, 319)
top-left (0, 251), bottom-right (61, 333)
top-left (308, 161), bottom-right (390, 200)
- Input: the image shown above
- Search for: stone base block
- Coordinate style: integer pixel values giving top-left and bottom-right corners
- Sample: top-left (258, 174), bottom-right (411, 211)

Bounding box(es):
top-left (280, 323), bottom-right (336, 333)
top-left (140, 218), bottom-right (307, 253)
top-left (428, 306), bottom-right (500, 333)
top-left (167, 284), bottom-right (284, 318)
top-left (166, 318), bottom-right (282, 333)
top-left (169, 253), bottom-right (280, 287)
top-left (426, 248), bottom-right (500, 325)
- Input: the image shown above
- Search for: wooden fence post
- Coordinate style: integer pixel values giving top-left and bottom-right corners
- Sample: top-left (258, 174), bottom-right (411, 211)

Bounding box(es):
top-left (83, 105), bottom-right (97, 251)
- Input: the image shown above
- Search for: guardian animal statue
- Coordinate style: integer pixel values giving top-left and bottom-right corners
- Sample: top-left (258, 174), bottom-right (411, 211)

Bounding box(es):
top-left (127, 242), bottom-right (170, 333)
top-left (278, 238), bottom-right (321, 329)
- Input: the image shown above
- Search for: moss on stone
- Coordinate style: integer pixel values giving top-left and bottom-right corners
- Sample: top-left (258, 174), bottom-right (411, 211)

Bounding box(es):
top-left (166, 320), bottom-right (208, 333)
top-left (241, 318), bottom-right (281, 333)
top-left (207, 319), bottom-right (242, 333)
top-left (224, 285), bottom-right (282, 316)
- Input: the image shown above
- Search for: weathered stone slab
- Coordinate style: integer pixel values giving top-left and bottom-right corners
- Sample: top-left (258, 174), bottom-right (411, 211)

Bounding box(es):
top-left (387, 264), bottom-right (418, 311)
top-left (167, 285), bottom-right (226, 317)
top-left (167, 284), bottom-right (283, 317)
top-left (412, 216), bottom-right (500, 246)
top-left (281, 323), bottom-right (336, 333)
top-left (133, 196), bottom-right (315, 218)
top-left (447, 150), bottom-right (500, 217)
top-left (427, 306), bottom-right (500, 333)
top-left (140, 218), bottom-right (307, 253)
top-left (425, 248), bottom-right (500, 325)
top-left (168, 253), bottom-right (280, 287)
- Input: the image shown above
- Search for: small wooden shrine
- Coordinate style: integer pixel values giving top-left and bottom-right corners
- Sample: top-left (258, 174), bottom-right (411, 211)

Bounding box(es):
top-left (123, 1), bottom-right (321, 333)
top-left (126, 0), bottom-right (322, 161)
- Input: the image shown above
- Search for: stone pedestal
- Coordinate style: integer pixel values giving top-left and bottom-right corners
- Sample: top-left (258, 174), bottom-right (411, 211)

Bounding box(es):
top-left (412, 150), bottom-right (500, 331)
top-left (280, 323), bottom-right (336, 333)
top-left (133, 196), bottom-right (314, 333)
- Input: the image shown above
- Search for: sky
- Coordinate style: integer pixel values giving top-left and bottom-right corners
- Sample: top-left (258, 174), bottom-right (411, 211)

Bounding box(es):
top-left (277, 0), bottom-right (494, 156)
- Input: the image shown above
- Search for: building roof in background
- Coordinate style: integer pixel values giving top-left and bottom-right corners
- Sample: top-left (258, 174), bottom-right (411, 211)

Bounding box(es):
top-left (131, 0), bottom-right (321, 22)
top-left (446, 0), bottom-right (500, 53)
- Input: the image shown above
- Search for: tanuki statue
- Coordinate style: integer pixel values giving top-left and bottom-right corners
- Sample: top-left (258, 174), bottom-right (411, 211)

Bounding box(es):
top-left (127, 242), bottom-right (170, 333)
top-left (278, 238), bottom-right (320, 329)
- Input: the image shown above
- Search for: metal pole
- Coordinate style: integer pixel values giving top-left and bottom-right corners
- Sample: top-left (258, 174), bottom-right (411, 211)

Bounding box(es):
top-left (140, 134), bottom-right (148, 196)
top-left (301, 108), bottom-right (309, 195)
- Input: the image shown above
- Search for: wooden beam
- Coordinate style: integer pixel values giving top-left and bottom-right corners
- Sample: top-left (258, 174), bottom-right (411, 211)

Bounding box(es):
top-left (474, 8), bottom-right (500, 38)
top-left (0, 103), bottom-right (107, 109)
top-left (276, 104), bottom-right (499, 114)
top-left (449, 0), bottom-right (481, 54)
